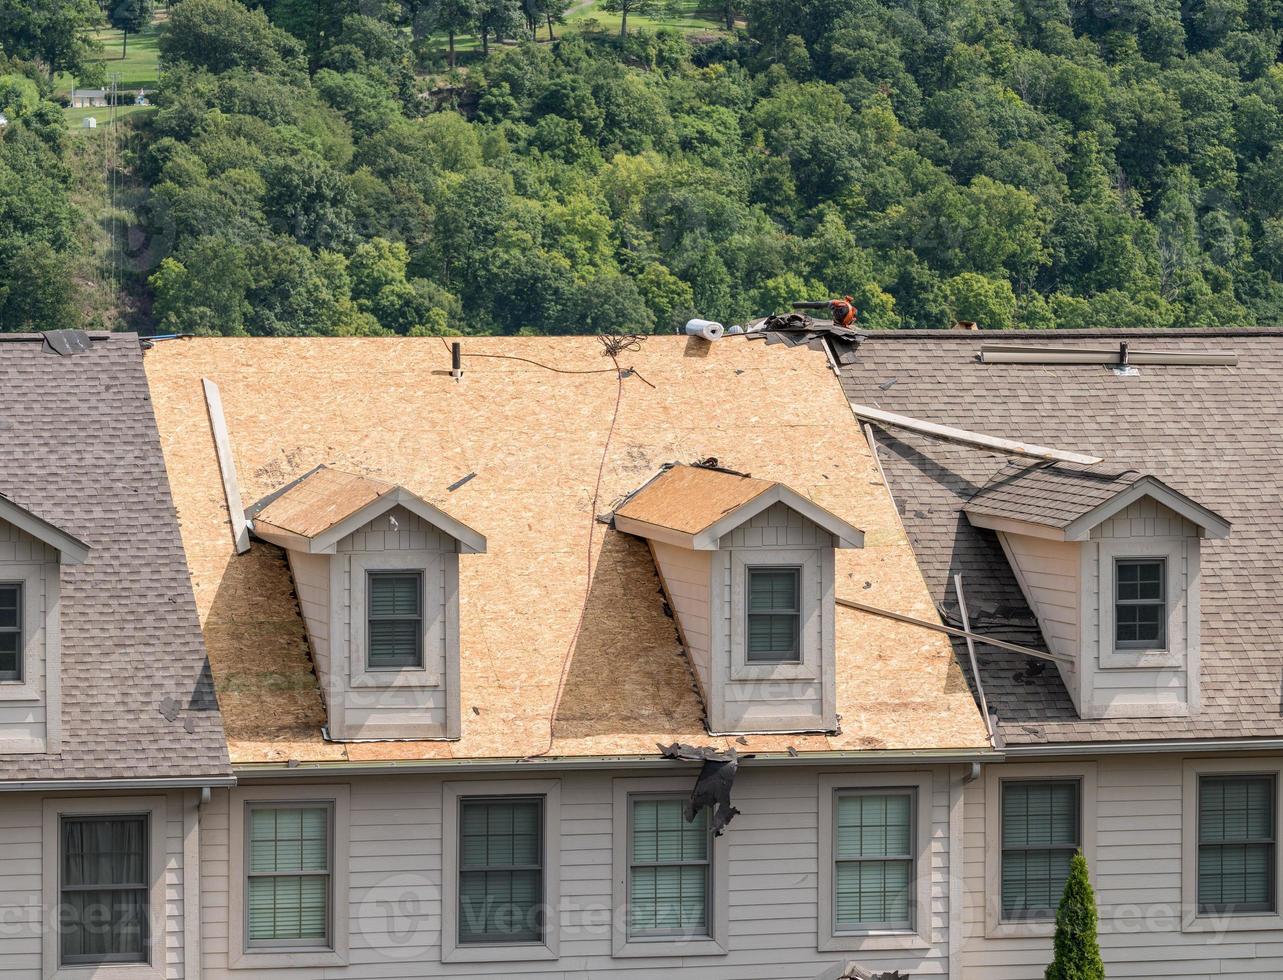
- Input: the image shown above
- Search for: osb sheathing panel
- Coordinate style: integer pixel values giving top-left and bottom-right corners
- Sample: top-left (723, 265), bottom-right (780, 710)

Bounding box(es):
top-left (145, 336), bottom-right (988, 763)
top-left (615, 465), bottom-right (774, 534)
top-left (255, 466), bottom-right (394, 538)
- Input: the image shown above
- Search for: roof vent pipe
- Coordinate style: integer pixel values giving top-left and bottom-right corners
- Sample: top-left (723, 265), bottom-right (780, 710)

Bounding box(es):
top-left (450, 341), bottom-right (462, 380)
top-left (685, 318), bottom-right (724, 342)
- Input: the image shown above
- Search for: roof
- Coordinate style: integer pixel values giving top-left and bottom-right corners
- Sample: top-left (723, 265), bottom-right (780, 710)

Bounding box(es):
top-left (0, 492), bottom-right (91, 564)
top-left (0, 334), bottom-right (231, 781)
top-left (71, 88), bottom-right (104, 96)
top-left (614, 463), bottom-right (864, 550)
top-left (144, 335), bottom-right (989, 765)
top-left (839, 328), bottom-right (1283, 747)
top-left (963, 462), bottom-right (1231, 540)
top-left (250, 465), bottom-right (486, 554)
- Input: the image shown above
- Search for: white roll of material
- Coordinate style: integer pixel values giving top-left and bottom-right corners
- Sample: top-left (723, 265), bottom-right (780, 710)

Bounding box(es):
top-left (684, 318), bottom-right (725, 341)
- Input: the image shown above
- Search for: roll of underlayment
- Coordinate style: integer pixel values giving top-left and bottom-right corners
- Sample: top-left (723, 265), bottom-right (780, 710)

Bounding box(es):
top-left (684, 318), bottom-right (724, 341)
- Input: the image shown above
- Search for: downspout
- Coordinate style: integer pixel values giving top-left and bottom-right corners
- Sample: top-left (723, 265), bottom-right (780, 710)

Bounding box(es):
top-left (183, 789), bottom-right (205, 980)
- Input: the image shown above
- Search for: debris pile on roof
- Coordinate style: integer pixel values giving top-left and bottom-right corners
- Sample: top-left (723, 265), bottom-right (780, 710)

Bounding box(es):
top-left (658, 742), bottom-right (744, 835)
top-left (753, 313), bottom-right (866, 365)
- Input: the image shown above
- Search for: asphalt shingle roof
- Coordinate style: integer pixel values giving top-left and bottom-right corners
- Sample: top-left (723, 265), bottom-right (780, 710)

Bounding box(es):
top-left (964, 462), bottom-right (1144, 529)
top-left (0, 334), bottom-right (230, 780)
top-left (840, 329), bottom-right (1283, 747)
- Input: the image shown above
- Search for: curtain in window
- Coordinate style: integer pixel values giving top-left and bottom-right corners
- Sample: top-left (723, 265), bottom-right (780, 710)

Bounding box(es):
top-left (247, 806), bottom-right (330, 943)
top-left (1199, 776), bottom-right (1275, 912)
top-left (459, 798), bottom-right (542, 944)
top-left (60, 816), bottom-right (148, 964)
top-left (834, 793), bottom-right (913, 929)
top-left (629, 798), bottom-right (709, 935)
top-left (1001, 781), bottom-right (1078, 916)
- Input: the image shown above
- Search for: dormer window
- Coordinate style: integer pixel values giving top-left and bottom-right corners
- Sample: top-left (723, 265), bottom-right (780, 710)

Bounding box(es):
top-left (367, 571), bottom-right (424, 669)
top-left (0, 583), bottom-right (20, 681)
top-left (614, 463), bottom-right (863, 735)
top-left (746, 567), bottom-right (801, 663)
top-left (1114, 558), bottom-right (1166, 651)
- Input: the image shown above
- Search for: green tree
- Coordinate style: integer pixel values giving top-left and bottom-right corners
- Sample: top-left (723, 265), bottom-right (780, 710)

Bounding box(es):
top-left (0, 0), bottom-right (103, 77)
top-left (477, 0), bottom-right (523, 54)
top-left (943, 272), bottom-right (1018, 330)
top-left (601, 0), bottom-right (658, 36)
top-left (159, 0), bottom-right (304, 75)
top-left (1045, 851), bottom-right (1104, 980)
top-left (107, 0), bottom-right (155, 56)
top-left (0, 242), bottom-right (79, 332)
top-left (428, 0), bottom-right (479, 67)
top-left (0, 75), bottom-right (40, 121)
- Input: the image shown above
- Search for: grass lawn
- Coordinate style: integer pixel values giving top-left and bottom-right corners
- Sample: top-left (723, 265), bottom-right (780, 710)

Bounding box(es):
top-left (56, 12), bottom-right (163, 125)
top-left (563, 0), bottom-right (728, 35)
top-left (64, 104), bottom-right (156, 130)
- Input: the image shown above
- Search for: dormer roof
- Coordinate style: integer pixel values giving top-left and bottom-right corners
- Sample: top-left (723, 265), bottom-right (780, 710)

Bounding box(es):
top-left (0, 491), bottom-right (90, 564)
top-left (964, 462), bottom-right (1231, 541)
top-left (613, 463), bottom-right (864, 550)
top-left (249, 465), bottom-right (486, 554)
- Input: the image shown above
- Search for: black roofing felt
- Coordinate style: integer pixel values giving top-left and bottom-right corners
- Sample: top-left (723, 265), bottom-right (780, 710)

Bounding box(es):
top-left (841, 330), bottom-right (1283, 746)
top-left (0, 334), bottom-right (230, 780)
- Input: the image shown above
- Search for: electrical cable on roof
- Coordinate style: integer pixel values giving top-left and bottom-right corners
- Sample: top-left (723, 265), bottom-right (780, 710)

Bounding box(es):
top-left (524, 346), bottom-right (628, 761)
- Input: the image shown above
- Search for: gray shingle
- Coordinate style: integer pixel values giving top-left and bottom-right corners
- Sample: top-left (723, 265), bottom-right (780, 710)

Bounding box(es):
top-left (841, 328), bottom-right (1283, 746)
top-left (0, 334), bottom-right (230, 780)
top-left (965, 462), bottom-right (1143, 528)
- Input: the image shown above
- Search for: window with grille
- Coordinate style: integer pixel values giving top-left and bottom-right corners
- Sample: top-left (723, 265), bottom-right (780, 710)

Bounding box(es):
top-left (833, 791), bottom-right (914, 931)
top-left (1199, 775), bottom-right (1276, 914)
top-left (746, 567), bottom-right (801, 663)
top-left (59, 815), bottom-right (149, 965)
top-left (628, 797), bottom-right (711, 938)
top-left (458, 797), bottom-right (544, 944)
top-left (0, 583), bottom-right (20, 682)
top-left (1114, 558), bottom-right (1166, 650)
top-left (367, 571), bottom-right (423, 669)
top-left (1001, 780), bottom-right (1080, 918)
top-left (246, 805), bottom-right (332, 947)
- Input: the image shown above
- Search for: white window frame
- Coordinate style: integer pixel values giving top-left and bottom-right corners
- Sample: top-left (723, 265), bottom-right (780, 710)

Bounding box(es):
top-left (365, 569), bottom-right (425, 671)
top-left (0, 579), bottom-right (23, 682)
top-left (818, 771), bottom-right (932, 952)
top-left (983, 761), bottom-right (1097, 939)
top-left (610, 776), bottom-right (729, 958)
top-left (1181, 756), bottom-right (1283, 933)
top-left (227, 783), bottom-right (350, 970)
top-left (42, 796), bottom-right (167, 980)
top-left (729, 547), bottom-right (825, 682)
top-left (348, 553), bottom-right (441, 689)
top-left (1097, 537), bottom-right (1190, 670)
top-left (0, 562), bottom-right (55, 708)
top-left (442, 778), bottom-right (561, 963)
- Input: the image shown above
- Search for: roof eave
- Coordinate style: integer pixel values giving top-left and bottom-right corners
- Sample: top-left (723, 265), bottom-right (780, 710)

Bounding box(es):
top-left (1061, 477), bottom-right (1231, 541)
top-left (693, 484), bottom-right (864, 549)
top-left (0, 495), bottom-right (91, 564)
top-left (963, 510), bottom-right (1068, 542)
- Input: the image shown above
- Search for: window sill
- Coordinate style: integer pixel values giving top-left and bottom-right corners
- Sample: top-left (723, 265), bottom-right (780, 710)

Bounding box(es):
top-left (820, 930), bottom-right (930, 953)
top-left (1099, 647), bottom-right (1182, 670)
top-left (48, 959), bottom-right (165, 980)
top-left (1182, 910), bottom-right (1283, 934)
top-left (348, 669), bottom-right (440, 689)
top-left (613, 935), bottom-right (727, 958)
top-left (728, 660), bottom-right (820, 682)
top-left (984, 916), bottom-right (1056, 940)
top-left (443, 941), bottom-right (558, 963)
top-left (229, 947), bottom-right (348, 970)
top-left (0, 680), bottom-right (40, 702)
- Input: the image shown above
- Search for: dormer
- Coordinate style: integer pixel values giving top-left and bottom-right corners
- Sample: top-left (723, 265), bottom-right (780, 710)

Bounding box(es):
top-left (614, 464), bottom-right (863, 735)
top-left (249, 466), bottom-right (485, 741)
top-left (0, 493), bottom-right (89, 754)
top-left (965, 463), bottom-right (1229, 720)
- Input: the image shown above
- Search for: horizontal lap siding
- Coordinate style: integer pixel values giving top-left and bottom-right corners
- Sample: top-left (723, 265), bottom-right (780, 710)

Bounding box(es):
top-left (650, 542), bottom-right (712, 697)
top-left (963, 754), bottom-right (1283, 980)
top-left (200, 767), bottom-right (956, 979)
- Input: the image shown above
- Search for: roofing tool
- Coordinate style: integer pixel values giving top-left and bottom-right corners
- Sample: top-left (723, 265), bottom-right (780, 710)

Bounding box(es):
top-left (792, 296), bottom-right (858, 328)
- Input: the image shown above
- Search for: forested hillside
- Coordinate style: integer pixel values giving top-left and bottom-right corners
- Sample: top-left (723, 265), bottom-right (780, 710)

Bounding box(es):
top-left (5, 0), bottom-right (1283, 333)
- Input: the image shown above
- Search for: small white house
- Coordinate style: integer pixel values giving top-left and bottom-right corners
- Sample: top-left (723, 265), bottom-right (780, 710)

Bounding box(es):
top-left (81, 116), bottom-right (97, 129)
top-left (69, 88), bottom-right (107, 108)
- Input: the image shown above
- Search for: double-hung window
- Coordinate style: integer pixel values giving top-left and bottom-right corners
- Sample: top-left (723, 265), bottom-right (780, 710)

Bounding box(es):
top-left (0, 582), bottom-right (20, 681)
top-left (458, 797), bottom-right (544, 945)
top-left (1000, 780), bottom-right (1080, 918)
top-left (59, 815), bottom-right (149, 965)
top-left (833, 791), bottom-right (914, 931)
top-left (246, 804), bottom-right (333, 948)
top-left (367, 571), bottom-right (423, 669)
top-left (628, 797), bottom-right (711, 938)
top-left (1114, 558), bottom-right (1166, 650)
top-left (1198, 775), bottom-right (1276, 914)
top-left (746, 567), bottom-right (801, 663)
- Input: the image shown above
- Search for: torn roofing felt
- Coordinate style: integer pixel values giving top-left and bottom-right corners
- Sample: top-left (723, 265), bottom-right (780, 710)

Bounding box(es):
top-left (839, 328), bottom-right (1283, 747)
top-left (658, 742), bottom-right (743, 836)
top-left (0, 334), bottom-right (230, 781)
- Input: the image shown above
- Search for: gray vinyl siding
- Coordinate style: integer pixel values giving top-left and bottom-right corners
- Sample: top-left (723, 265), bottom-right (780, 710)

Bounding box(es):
top-left (0, 791), bottom-right (193, 979)
top-left (197, 766), bottom-right (958, 978)
top-left (0, 521), bottom-right (57, 751)
top-left (287, 550), bottom-right (331, 705)
top-left (963, 753), bottom-right (1283, 979)
top-left (649, 542), bottom-right (712, 701)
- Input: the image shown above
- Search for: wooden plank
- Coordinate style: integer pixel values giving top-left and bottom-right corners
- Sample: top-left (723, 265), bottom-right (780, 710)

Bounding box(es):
top-left (835, 595), bottom-right (1073, 667)
top-left (848, 402), bottom-right (1103, 465)
top-left (953, 574), bottom-right (993, 745)
top-left (201, 378), bottom-right (250, 555)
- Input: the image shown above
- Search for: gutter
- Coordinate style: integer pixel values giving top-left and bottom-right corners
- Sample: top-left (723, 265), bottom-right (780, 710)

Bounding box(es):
top-left (0, 775), bottom-right (237, 793)
top-left (1004, 738), bottom-right (1283, 758)
top-left (234, 747), bottom-right (1002, 780)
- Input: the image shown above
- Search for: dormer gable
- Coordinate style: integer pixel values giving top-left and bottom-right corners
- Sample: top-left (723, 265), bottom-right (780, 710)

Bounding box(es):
top-left (0, 493), bottom-right (90, 755)
top-left (965, 463), bottom-right (1229, 720)
top-left (249, 466), bottom-right (485, 741)
top-left (615, 464), bottom-right (863, 735)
